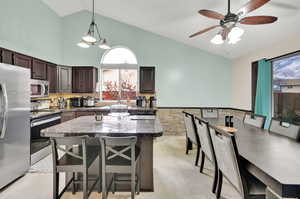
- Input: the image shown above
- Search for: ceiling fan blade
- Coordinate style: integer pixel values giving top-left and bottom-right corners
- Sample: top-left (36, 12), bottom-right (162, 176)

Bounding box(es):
top-left (189, 25), bottom-right (220, 38)
top-left (240, 16), bottom-right (278, 25)
top-left (237, 0), bottom-right (271, 16)
top-left (198, 10), bottom-right (225, 20)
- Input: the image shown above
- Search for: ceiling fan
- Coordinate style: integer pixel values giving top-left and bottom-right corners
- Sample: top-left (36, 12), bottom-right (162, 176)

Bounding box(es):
top-left (189, 0), bottom-right (278, 44)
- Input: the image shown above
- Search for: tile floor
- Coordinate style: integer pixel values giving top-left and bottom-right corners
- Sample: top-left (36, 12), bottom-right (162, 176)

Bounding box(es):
top-left (0, 136), bottom-right (240, 199)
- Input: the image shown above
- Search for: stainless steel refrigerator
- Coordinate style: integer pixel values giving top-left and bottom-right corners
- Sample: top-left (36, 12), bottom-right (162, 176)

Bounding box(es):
top-left (0, 63), bottom-right (30, 189)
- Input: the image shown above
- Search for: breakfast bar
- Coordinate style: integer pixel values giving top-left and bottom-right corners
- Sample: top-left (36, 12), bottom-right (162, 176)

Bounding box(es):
top-left (41, 115), bottom-right (163, 192)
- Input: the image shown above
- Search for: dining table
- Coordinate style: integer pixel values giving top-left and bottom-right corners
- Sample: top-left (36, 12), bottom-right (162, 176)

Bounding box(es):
top-left (206, 117), bottom-right (300, 198)
top-left (41, 115), bottom-right (163, 192)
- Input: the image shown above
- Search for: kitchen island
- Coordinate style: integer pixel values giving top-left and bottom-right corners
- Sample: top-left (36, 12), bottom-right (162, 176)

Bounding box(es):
top-left (41, 115), bottom-right (163, 192)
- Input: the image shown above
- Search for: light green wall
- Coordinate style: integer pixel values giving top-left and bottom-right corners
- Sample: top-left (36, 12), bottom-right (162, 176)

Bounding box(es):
top-left (0, 0), bottom-right (62, 64)
top-left (62, 11), bottom-right (232, 107)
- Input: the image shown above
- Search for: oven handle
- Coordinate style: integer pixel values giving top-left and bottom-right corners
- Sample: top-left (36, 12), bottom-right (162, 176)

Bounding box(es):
top-left (31, 116), bottom-right (61, 127)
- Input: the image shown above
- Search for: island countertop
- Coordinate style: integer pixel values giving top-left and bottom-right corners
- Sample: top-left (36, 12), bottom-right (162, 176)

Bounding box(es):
top-left (41, 115), bottom-right (163, 137)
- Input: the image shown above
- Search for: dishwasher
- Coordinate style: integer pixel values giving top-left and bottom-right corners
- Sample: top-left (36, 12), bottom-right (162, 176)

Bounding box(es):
top-left (30, 113), bottom-right (61, 165)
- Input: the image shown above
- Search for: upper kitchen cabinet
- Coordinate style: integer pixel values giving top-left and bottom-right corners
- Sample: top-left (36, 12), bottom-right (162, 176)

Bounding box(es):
top-left (13, 53), bottom-right (32, 69)
top-left (72, 67), bottom-right (97, 93)
top-left (47, 63), bottom-right (57, 93)
top-left (57, 66), bottom-right (72, 93)
top-left (140, 66), bottom-right (155, 94)
top-left (0, 48), bottom-right (13, 65)
top-left (32, 58), bottom-right (47, 80)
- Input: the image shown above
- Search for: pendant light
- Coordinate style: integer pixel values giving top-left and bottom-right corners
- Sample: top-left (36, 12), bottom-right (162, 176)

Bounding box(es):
top-left (77, 0), bottom-right (111, 49)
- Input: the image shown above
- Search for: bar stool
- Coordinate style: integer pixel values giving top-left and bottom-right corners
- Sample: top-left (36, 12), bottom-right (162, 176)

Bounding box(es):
top-left (201, 108), bottom-right (219, 119)
top-left (100, 136), bottom-right (141, 199)
top-left (269, 118), bottom-right (300, 140)
top-left (182, 111), bottom-right (201, 166)
top-left (50, 137), bottom-right (101, 199)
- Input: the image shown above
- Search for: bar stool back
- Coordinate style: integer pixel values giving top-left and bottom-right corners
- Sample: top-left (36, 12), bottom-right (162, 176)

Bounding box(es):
top-left (100, 136), bottom-right (141, 199)
top-left (51, 136), bottom-right (101, 199)
top-left (201, 109), bottom-right (219, 119)
top-left (269, 118), bottom-right (300, 140)
top-left (243, 113), bottom-right (266, 128)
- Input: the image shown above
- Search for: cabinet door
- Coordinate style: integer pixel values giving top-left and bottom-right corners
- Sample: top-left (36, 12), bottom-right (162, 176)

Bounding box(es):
top-left (58, 66), bottom-right (72, 93)
top-left (140, 66), bottom-right (155, 93)
top-left (32, 59), bottom-right (47, 80)
top-left (47, 63), bottom-right (57, 93)
top-left (72, 67), bottom-right (96, 93)
top-left (0, 49), bottom-right (13, 64)
top-left (13, 53), bottom-right (32, 69)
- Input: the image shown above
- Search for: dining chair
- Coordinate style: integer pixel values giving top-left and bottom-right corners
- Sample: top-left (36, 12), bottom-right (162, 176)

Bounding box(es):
top-left (243, 113), bottom-right (266, 128)
top-left (50, 136), bottom-right (101, 199)
top-left (269, 118), bottom-right (300, 140)
top-left (201, 108), bottom-right (219, 119)
top-left (183, 111), bottom-right (201, 166)
top-left (210, 126), bottom-right (266, 199)
top-left (194, 117), bottom-right (218, 194)
top-left (100, 136), bottom-right (141, 199)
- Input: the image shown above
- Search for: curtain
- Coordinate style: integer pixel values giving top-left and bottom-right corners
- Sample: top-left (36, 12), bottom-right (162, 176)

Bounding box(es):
top-left (255, 59), bottom-right (272, 129)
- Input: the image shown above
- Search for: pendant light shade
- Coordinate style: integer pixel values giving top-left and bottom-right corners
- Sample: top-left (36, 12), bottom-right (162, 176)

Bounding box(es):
top-left (77, 40), bottom-right (90, 48)
top-left (77, 0), bottom-right (110, 49)
top-left (99, 39), bottom-right (111, 50)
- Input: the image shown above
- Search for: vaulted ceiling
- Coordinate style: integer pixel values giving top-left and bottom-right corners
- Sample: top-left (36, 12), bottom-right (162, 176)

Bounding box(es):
top-left (42, 0), bottom-right (300, 58)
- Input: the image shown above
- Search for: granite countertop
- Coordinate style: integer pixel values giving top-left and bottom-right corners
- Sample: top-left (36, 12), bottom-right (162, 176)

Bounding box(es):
top-left (30, 110), bottom-right (62, 120)
top-left (41, 115), bottom-right (163, 137)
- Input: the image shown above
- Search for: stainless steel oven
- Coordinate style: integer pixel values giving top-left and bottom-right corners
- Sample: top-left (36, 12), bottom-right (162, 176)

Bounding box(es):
top-left (30, 79), bottom-right (49, 98)
top-left (30, 113), bottom-right (61, 165)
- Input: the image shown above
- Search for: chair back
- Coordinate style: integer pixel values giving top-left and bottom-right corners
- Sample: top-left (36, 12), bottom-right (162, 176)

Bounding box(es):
top-left (201, 109), bottom-right (218, 119)
top-left (183, 111), bottom-right (199, 145)
top-left (210, 126), bottom-right (245, 196)
top-left (100, 136), bottom-right (137, 166)
top-left (269, 118), bottom-right (300, 140)
top-left (194, 117), bottom-right (215, 162)
top-left (50, 136), bottom-right (89, 166)
top-left (243, 113), bottom-right (266, 128)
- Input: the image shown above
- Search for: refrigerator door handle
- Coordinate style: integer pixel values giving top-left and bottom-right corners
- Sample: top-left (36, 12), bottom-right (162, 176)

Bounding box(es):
top-left (0, 83), bottom-right (8, 139)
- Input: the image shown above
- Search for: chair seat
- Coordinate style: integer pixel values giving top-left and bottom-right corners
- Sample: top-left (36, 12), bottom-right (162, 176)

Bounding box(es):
top-left (57, 146), bottom-right (100, 167)
top-left (106, 146), bottom-right (140, 166)
top-left (246, 172), bottom-right (266, 197)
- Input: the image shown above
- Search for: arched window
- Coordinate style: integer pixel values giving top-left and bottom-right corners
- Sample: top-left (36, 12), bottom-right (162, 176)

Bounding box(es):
top-left (100, 47), bottom-right (138, 101)
top-left (101, 47), bottom-right (138, 65)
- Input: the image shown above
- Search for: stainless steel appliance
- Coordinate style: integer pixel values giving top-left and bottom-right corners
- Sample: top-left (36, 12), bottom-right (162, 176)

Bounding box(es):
top-left (30, 112), bottom-right (61, 165)
top-left (0, 63), bottom-right (30, 189)
top-left (70, 97), bottom-right (83, 107)
top-left (30, 79), bottom-right (49, 98)
top-left (83, 97), bottom-right (95, 107)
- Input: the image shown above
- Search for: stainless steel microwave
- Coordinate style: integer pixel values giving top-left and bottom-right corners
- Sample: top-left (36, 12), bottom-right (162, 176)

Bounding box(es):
top-left (30, 79), bottom-right (49, 98)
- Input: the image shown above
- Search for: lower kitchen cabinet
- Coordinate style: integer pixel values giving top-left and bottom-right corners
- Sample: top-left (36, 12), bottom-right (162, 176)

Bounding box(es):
top-left (75, 111), bottom-right (95, 118)
top-left (61, 112), bottom-right (76, 122)
top-left (72, 67), bottom-right (97, 93)
top-left (47, 63), bottom-right (57, 93)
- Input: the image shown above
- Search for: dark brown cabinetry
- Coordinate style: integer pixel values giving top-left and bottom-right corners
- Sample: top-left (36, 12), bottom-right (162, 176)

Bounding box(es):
top-left (0, 48), bottom-right (13, 64)
top-left (13, 53), bottom-right (32, 69)
top-left (140, 66), bottom-right (155, 94)
top-left (47, 63), bottom-right (57, 93)
top-left (72, 67), bottom-right (97, 93)
top-left (32, 58), bottom-right (47, 80)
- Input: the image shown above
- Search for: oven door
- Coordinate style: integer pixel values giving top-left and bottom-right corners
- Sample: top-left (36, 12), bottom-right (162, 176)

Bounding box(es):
top-left (30, 114), bottom-right (61, 165)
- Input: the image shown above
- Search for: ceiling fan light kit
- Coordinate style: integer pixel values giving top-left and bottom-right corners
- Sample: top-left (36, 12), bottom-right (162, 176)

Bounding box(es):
top-left (190, 0), bottom-right (278, 45)
top-left (77, 0), bottom-right (111, 50)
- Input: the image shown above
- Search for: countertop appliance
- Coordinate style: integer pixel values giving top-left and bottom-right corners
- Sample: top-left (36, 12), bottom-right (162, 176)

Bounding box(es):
top-left (30, 79), bottom-right (49, 98)
top-left (83, 97), bottom-right (95, 107)
top-left (70, 97), bottom-right (83, 107)
top-left (0, 63), bottom-right (31, 189)
top-left (30, 111), bottom-right (61, 165)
